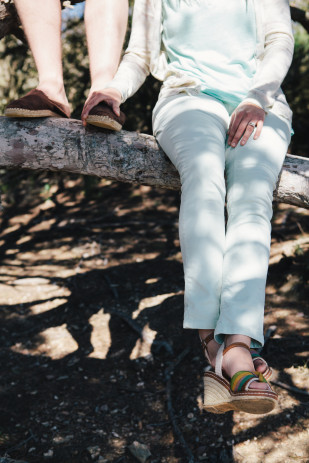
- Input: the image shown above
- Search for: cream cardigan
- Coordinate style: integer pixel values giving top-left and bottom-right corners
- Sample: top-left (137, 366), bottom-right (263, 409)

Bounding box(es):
top-left (109, 0), bottom-right (294, 121)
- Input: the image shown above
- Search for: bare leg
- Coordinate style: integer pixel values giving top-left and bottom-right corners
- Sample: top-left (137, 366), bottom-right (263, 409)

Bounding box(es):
top-left (81, 0), bottom-right (128, 122)
top-left (14, 0), bottom-right (70, 115)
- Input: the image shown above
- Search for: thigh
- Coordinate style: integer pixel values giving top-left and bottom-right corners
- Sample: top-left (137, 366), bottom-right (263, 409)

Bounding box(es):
top-left (153, 93), bottom-right (230, 179)
top-left (225, 111), bottom-right (291, 215)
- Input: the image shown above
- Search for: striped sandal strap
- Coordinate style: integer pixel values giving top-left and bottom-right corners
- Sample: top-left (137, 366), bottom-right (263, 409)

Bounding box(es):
top-left (230, 370), bottom-right (268, 393)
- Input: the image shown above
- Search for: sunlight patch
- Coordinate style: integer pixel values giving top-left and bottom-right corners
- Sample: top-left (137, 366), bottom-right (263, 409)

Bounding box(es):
top-left (11, 324), bottom-right (78, 359)
top-left (130, 324), bottom-right (157, 360)
top-left (88, 309), bottom-right (111, 359)
top-left (133, 291), bottom-right (181, 319)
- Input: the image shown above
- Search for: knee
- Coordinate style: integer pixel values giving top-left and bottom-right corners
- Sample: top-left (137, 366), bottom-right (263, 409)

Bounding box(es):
top-left (181, 162), bottom-right (226, 207)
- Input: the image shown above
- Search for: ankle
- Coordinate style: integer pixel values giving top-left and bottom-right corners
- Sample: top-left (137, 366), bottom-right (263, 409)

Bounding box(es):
top-left (90, 70), bottom-right (115, 90)
top-left (37, 80), bottom-right (68, 105)
top-left (225, 334), bottom-right (250, 348)
top-left (223, 335), bottom-right (254, 379)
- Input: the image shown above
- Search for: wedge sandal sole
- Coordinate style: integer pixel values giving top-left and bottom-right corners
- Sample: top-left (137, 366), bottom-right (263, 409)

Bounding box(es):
top-left (203, 371), bottom-right (278, 415)
top-left (4, 108), bottom-right (61, 118)
top-left (86, 115), bottom-right (122, 131)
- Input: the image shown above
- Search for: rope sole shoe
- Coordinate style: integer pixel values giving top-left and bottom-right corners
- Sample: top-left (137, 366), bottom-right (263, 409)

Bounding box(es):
top-left (4, 89), bottom-right (70, 118)
top-left (86, 102), bottom-right (125, 131)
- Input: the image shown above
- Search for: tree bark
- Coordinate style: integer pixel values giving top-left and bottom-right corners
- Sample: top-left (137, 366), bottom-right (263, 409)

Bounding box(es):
top-left (0, 117), bottom-right (308, 209)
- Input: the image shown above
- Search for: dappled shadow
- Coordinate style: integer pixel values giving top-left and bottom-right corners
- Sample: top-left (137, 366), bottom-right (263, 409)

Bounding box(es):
top-left (0, 169), bottom-right (308, 462)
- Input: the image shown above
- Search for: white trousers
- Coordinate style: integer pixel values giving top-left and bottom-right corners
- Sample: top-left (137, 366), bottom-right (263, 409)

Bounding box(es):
top-left (153, 92), bottom-right (291, 347)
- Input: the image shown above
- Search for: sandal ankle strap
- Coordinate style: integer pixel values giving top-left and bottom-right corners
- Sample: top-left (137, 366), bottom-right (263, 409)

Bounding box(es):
top-left (200, 332), bottom-right (214, 363)
top-left (200, 331), bottom-right (214, 348)
top-left (223, 342), bottom-right (251, 356)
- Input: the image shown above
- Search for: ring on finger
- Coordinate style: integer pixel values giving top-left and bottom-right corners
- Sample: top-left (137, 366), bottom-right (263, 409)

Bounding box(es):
top-left (248, 121), bottom-right (256, 128)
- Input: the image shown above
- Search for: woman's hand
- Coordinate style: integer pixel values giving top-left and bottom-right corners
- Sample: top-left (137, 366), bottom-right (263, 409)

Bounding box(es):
top-left (228, 103), bottom-right (266, 148)
top-left (81, 87), bottom-right (122, 126)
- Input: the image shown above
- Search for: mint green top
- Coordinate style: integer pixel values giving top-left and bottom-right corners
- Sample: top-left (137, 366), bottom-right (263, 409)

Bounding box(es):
top-left (162, 0), bottom-right (257, 106)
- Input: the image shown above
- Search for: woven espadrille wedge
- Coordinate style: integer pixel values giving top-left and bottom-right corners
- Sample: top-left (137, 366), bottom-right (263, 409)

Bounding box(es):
top-left (200, 332), bottom-right (272, 380)
top-left (203, 342), bottom-right (278, 415)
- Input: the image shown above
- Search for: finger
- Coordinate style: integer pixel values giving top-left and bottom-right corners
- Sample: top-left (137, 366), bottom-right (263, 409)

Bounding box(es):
top-left (228, 113), bottom-right (243, 144)
top-left (82, 95), bottom-right (104, 121)
top-left (240, 123), bottom-right (255, 146)
top-left (112, 102), bottom-right (120, 117)
top-left (253, 119), bottom-right (264, 140)
top-left (81, 99), bottom-right (93, 121)
top-left (229, 118), bottom-right (248, 147)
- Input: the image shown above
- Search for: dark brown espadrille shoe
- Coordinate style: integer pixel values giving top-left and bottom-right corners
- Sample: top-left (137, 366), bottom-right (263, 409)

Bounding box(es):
top-left (4, 89), bottom-right (70, 118)
top-left (86, 101), bottom-right (125, 131)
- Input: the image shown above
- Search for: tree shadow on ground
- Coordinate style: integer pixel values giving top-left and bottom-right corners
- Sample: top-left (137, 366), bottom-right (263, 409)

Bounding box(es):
top-left (0, 170), bottom-right (308, 462)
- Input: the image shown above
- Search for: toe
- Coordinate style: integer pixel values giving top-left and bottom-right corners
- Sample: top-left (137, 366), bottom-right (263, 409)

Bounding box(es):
top-left (253, 358), bottom-right (267, 374)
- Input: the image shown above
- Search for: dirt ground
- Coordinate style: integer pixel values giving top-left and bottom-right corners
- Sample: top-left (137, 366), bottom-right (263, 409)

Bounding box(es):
top-left (0, 169), bottom-right (308, 463)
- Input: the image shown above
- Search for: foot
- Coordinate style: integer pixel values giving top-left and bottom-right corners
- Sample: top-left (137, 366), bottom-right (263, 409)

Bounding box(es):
top-left (223, 335), bottom-right (270, 391)
top-left (36, 83), bottom-right (70, 117)
top-left (81, 87), bottom-right (123, 127)
top-left (5, 84), bottom-right (71, 119)
top-left (199, 330), bottom-right (270, 376)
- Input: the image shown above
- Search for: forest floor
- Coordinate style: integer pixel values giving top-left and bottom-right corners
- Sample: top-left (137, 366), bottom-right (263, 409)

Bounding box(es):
top-left (0, 169), bottom-right (308, 463)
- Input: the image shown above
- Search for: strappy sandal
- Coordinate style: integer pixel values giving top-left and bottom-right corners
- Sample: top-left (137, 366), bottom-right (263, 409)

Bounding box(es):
top-left (86, 101), bottom-right (126, 131)
top-left (4, 89), bottom-right (70, 118)
top-left (203, 342), bottom-right (278, 414)
top-left (200, 333), bottom-right (272, 379)
top-left (251, 349), bottom-right (272, 380)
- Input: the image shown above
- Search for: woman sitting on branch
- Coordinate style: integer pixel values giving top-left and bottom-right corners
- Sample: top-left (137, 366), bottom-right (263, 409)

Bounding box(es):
top-left (91, 0), bottom-right (293, 414)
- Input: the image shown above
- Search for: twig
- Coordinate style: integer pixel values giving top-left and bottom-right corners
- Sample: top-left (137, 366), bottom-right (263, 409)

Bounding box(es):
top-left (109, 308), bottom-right (173, 355)
top-left (164, 348), bottom-right (196, 463)
top-left (4, 429), bottom-right (36, 454)
top-left (296, 221), bottom-right (305, 235)
top-left (103, 274), bottom-right (119, 300)
top-left (270, 380), bottom-right (309, 397)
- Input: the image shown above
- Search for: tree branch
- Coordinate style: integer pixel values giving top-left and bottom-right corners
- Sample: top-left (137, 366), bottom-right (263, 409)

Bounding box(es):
top-left (0, 117), bottom-right (308, 209)
top-left (291, 6), bottom-right (309, 33)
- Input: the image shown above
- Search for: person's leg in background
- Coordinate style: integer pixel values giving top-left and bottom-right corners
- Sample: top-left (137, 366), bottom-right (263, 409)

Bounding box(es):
top-left (215, 111), bottom-right (291, 381)
top-left (11, 0), bottom-right (70, 116)
top-left (81, 0), bottom-right (128, 124)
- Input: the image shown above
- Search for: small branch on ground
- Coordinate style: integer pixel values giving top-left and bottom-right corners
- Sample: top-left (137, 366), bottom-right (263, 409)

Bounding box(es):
top-left (270, 380), bottom-right (309, 397)
top-left (164, 348), bottom-right (196, 463)
top-left (109, 308), bottom-right (174, 355)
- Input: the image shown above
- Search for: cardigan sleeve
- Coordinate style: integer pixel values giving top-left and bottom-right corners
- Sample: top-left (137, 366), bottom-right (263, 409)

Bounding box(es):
top-left (104, 0), bottom-right (155, 103)
top-left (241, 0), bottom-right (294, 111)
